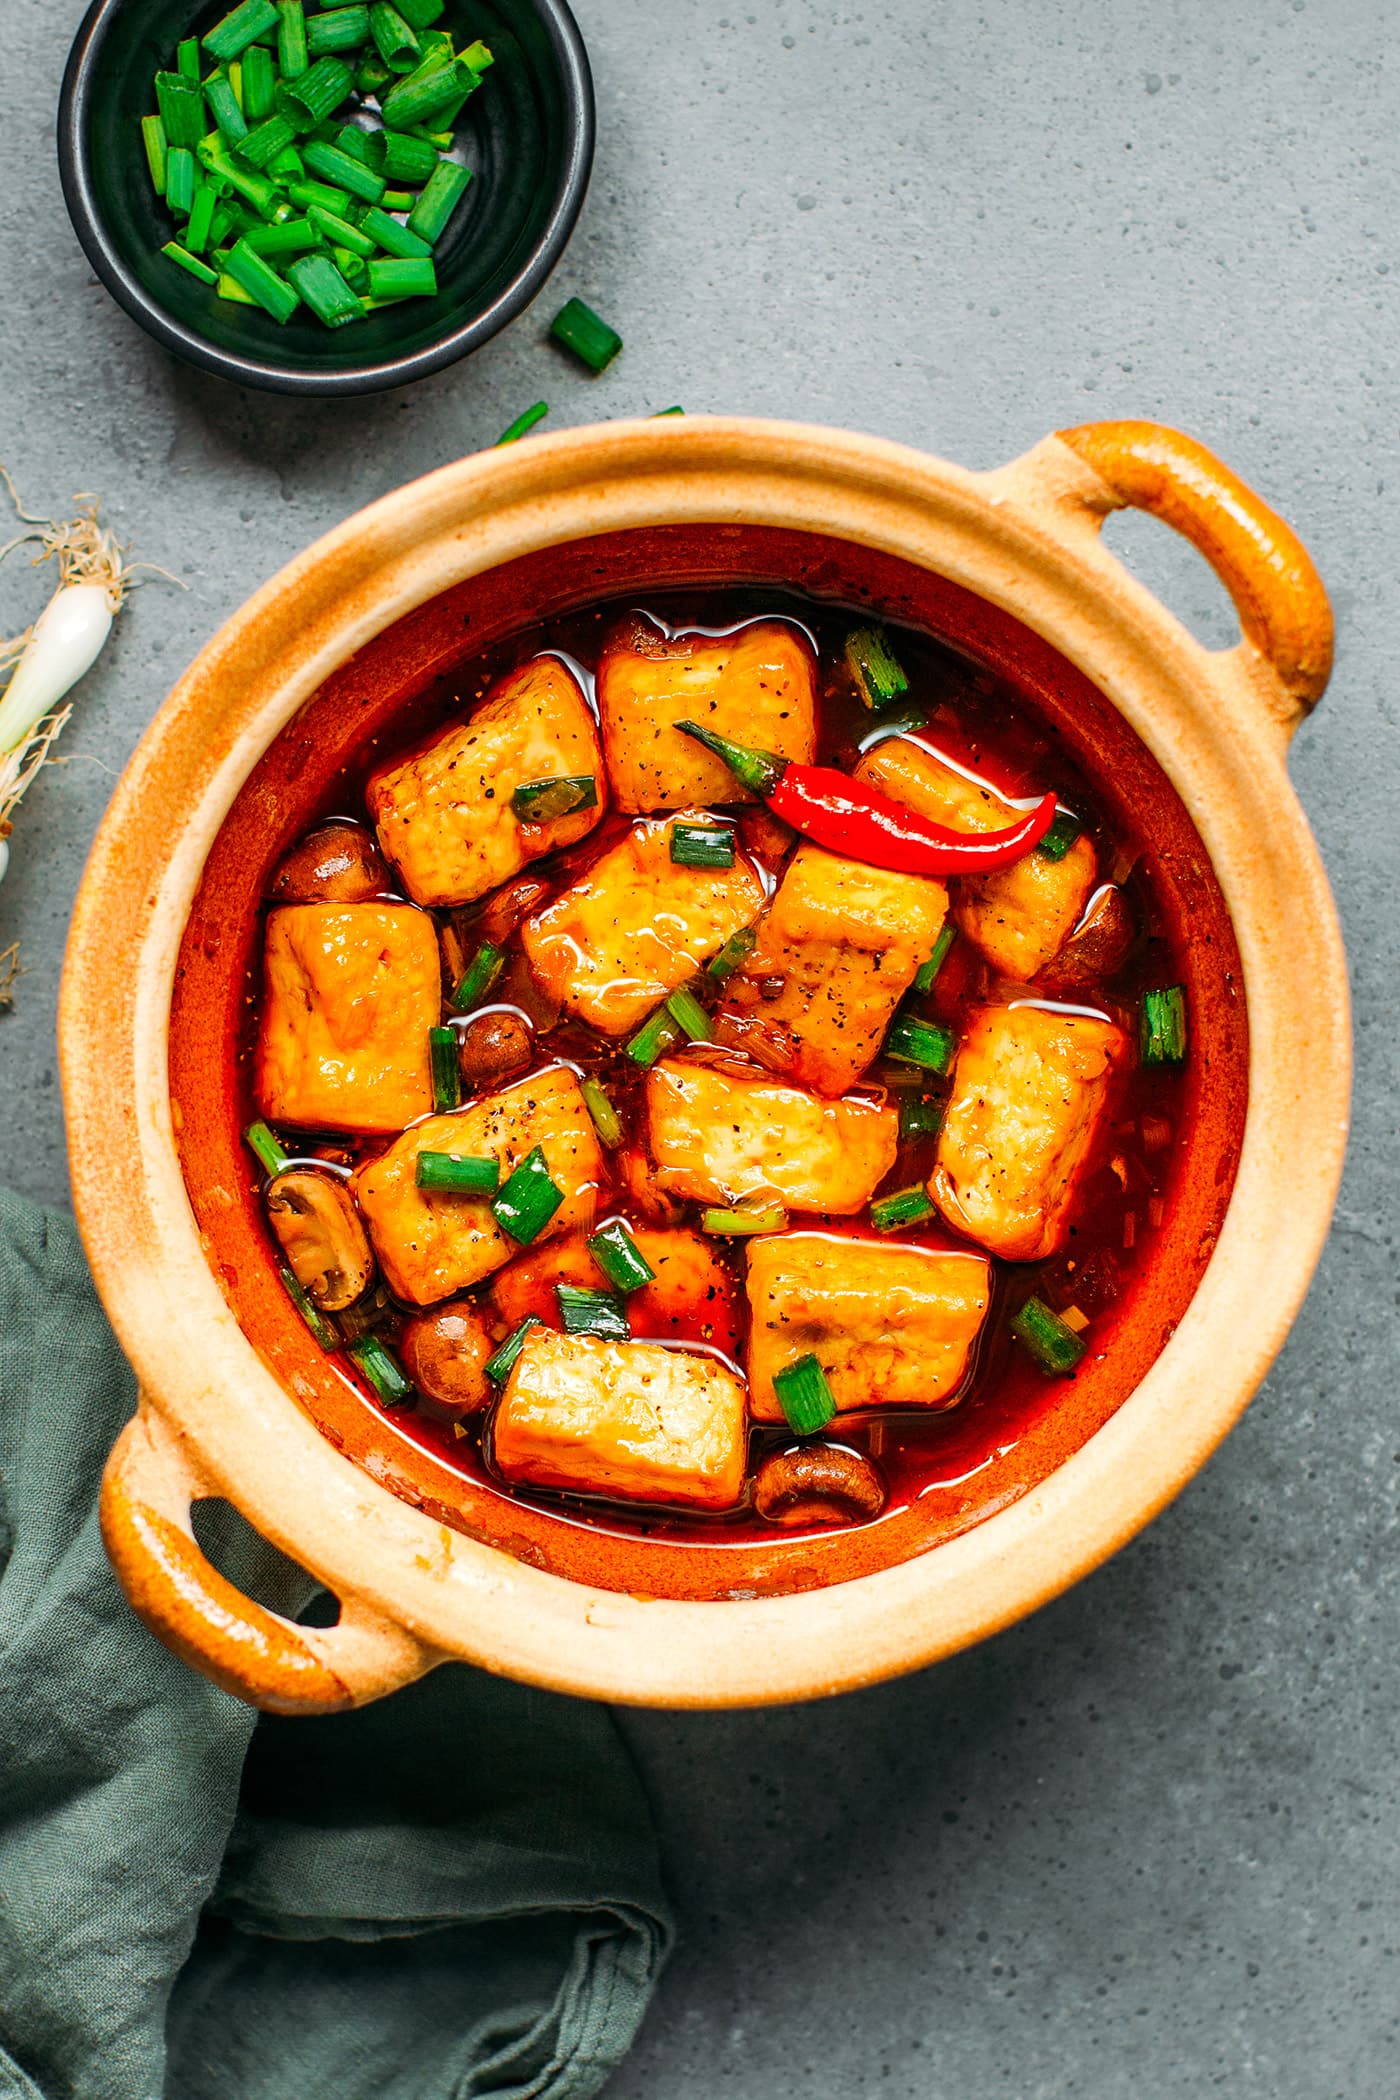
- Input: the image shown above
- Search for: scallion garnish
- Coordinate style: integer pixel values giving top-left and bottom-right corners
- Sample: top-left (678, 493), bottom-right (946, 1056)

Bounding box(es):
top-left (845, 625), bottom-right (909, 709)
top-left (202, 0), bottom-right (280, 65)
top-left (1038, 810), bottom-right (1083, 862)
top-left (381, 128), bottom-right (439, 182)
top-left (626, 1004), bottom-right (683, 1067)
top-left (276, 0), bottom-right (309, 76)
top-left (286, 251), bottom-right (359, 325)
top-left (557, 1284), bottom-right (631, 1341)
top-left (366, 256), bottom-right (437, 301)
top-left (1010, 1296), bottom-right (1088, 1375)
top-left (244, 1118), bottom-right (291, 1175)
top-left (491, 1145), bottom-right (564, 1245)
top-left (1140, 985), bottom-right (1188, 1066)
top-left (162, 239), bottom-right (220, 285)
top-left (357, 204), bottom-right (432, 259)
top-left (510, 774), bottom-right (597, 823)
top-left (280, 1265), bottom-right (341, 1350)
top-left (581, 1075), bottom-right (623, 1149)
top-left (911, 923), bottom-right (956, 995)
top-left (348, 1332), bottom-right (416, 1407)
top-left (898, 1094), bottom-right (945, 1142)
top-left (550, 297), bottom-right (623, 373)
top-left (496, 402), bottom-right (550, 445)
top-left (588, 1220), bottom-right (656, 1295)
top-left (484, 1315), bottom-right (540, 1385)
top-left (280, 54), bottom-right (354, 126)
top-left (224, 239), bottom-right (300, 322)
top-left (369, 0), bottom-right (421, 71)
top-left (141, 114), bottom-right (168, 196)
top-left (666, 983), bottom-right (711, 1042)
top-left (670, 821), bottom-right (736, 869)
top-left (414, 1150), bottom-right (499, 1195)
top-left (306, 6), bottom-right (372, 55)
top-left (884, 1012), bottom-right (957, 1074)
top-left (242, 40), bottom-right (277, 119)
top-left (700, 1203), bottom-right (788, 1236)
top-left (428, 1024), bottom-right (460, 1110)
top-left (772, 1353), bottom-right (837, 1435)
top-left (154, 71), bottom-right (205, 148)
top-left (403, 156), bottom-right (472, 242)
top-left (452, 939), bottom-right (504, 1011)
top-left (707, 924), bottom-right (758, 983)
top-left (302, 137), bottom-right (385, 202)
top-left (870, 1184), bottom-right (936, 1233)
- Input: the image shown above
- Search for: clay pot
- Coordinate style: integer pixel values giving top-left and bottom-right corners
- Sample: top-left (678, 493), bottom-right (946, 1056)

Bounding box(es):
top-left (59, 418), bottom-right (1347, 1714)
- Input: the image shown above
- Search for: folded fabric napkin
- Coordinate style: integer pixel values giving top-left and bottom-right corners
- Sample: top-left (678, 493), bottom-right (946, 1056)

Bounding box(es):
top-left (0, 1189), bottom-right (672, 2100)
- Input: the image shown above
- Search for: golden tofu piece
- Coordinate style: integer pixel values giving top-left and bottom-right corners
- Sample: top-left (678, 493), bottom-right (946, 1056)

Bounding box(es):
top-left (746, 1232), bottom-right (991, 1421)
top-left (254, 903), bottom-right (438, 1135)
top-left (365, 657), bottom-right (604, 909)
top-left (930, 1002), bottom-right (1127, 1260)
top-left (646, 1058), bottom-right (898, 1215)
top-left (856, 739), bottom-right (1097, 980)
top-left (353, 1065), bottom-right (603, 1304)
top-left (493, 1329), bottom-right (747, 1510)
top-left (598, 614), bottom-right (817, 812)
top-left (715, 845), bottom-right (948, 1095)
top-left (520, 813), bottom-right (765, 1036)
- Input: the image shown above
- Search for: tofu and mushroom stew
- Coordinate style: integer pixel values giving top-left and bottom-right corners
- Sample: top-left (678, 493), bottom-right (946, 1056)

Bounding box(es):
top-left (246, 596), bottom-right (1189, 1540)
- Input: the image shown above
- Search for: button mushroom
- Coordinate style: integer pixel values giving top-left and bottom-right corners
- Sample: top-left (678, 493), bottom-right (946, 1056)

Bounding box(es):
top-left (752, 1444), bottom-right (886, 1528)
top-left (264, 1169), bottom-right (375, 1312)
top-left (398, 1302), bottom-right (497, 1412)
top-left (457, 1009), bottom-right (533, 1091)
top-left (268, 822), bottom-right (390, 905)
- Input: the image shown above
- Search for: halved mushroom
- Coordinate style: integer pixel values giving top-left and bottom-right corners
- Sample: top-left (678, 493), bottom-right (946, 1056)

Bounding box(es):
top-left (458, 1010), bottom-right (533, 1091)
top-left (752, 1444), bottom-right (886, 1528)
top-left (399, 1302), bottom-right (496, 1412)
top-left (268, 822), bottom-right (389, 906)
top-left (265, 1169), bottom-right (374, 1312)
top-left (1039, 884), bottom-right (1135, 989)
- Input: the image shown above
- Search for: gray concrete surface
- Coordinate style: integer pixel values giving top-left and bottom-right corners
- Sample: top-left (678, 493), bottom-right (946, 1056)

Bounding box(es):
top-left (3, 0), bottom-right (1396, 2092)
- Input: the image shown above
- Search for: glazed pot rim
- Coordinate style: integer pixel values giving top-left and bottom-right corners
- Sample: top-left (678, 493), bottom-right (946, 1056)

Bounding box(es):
top-left (60, 417), bottom-right (1350, 1708)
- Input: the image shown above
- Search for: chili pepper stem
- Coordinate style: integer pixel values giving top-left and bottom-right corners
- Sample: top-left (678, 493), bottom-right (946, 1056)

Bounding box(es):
top-left (675, 719), bottom-right (788, 796)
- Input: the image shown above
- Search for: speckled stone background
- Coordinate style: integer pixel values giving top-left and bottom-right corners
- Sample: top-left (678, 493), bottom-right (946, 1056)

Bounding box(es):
top-left (4, 0), bottom-right (1395, 2092)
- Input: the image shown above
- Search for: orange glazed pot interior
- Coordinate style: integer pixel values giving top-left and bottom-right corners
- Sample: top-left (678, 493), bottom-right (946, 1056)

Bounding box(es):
top-left (168, 523), bottom-right (1247, 1603)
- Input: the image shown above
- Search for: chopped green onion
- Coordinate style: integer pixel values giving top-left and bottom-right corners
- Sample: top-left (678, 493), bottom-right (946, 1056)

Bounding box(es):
top-left (551, 297), bottom-right (622, 373)
top-left (1038, 810), bottom-right (1083, 862)
top-left (884, 1012), bottom-right (957, 1074)
top-left (772, 1353), bottom-right (837, 1435)
top-left (275, 0), bottom-right (309, 75)
top-left (305, 4), bottom-right (370, 54)
top-left (164, 147), bottom-right (196, 215)
top-left (581, 1075), bottom-right (623, 1149)
top-left (380, 188), bottom-right (414, 209)
top-left (845, 625), bottom-right (909, 708)
top-left (140, 114), bottom-right (169, 196)
top-left (366, 256), bottom-right (437, 299)
top-left (216, 272), bottom-right (258, 304)
top-left (155, 70), bottom-right (205, 148)
top-left (912, 924), bottom-right (956, 994)
top-left (496, 402), bottom-right (550, 445)
top-left (203, 70), bottom-right (248, 142)
top-left (381, 129), bottom-right (439, 182)
top-left (700, 1203), bottom-right (788, 1236)
top-left (177, 36), bottom-right (202, 79)
top-left (289, 175), bottom-right (352, 215)
top-left (185, 183), bottom-right (217, 252)
top-left (707, 924), bottom-right (757, 983)
top-left (511, 774), bottom-right (596, 823)
top-left (244, 1118), bottom-right (290, 1175)
top-left (451, 940), bottom-right (504, 1012)
top-left (280, 56), bottom-right (355, 127)
top-left (1010, 1296), bottom-right (1088, 1375)
top-left (670, 821), bottom-right (736, 869)
top-left (415, 1150), bottom-right (500, 1194)
top-left (162, 239), bottom-right (219, 284)
top-left (369, 1), bottom-right (421, 71)
top-left (244, 214), bottom-right (321, 255)
top-left (1140, 984), bottom-right (1188, 1066)
top-left (557, 1283), bottom-right (631, 1341)
top-left (429, 1024), bottom-right (460, 1110)
top-left (666, 983), bottom-right (711, 1042)
top-left (241, 41), bottom-right (276, 120)
top-left (202, 0), bottom-right (280, 62)
top-left (485, 1315), bottom-right (540, 1385)
top-left (198, 138), bottom-right (283, 215)
top-left (396, 0), bottom-right (445, 25)
top-left (332, 245), bottom-right (368, 287)
top-left (303, 137), bottom-right (386, 203)
top-left (626, 1005), bottom-right (682, 1067)
top-left (856, 700), bottom-right (929, 752)
top-left (268, 143), bottom-right (306, 182)
top-left (898, 1094), bottom-right (945, 1142)
top-left (492, 1145), bottom-right (564, 1245)
top-left (224, 238), bottom-right (300, 321)
top-left (287, 250), bottom-right (364, 325)
top-left (589, 1220), bottom-right (656, 1295)
top-left (238, 114), bottom-right (296, 167)
top-left (356, 51), bottom-right (394, 94)
top-left (334, 123), bottom-right (386, 169)
top-left (357, 204), bottom-right (432, 258)
top-left (348, 1332), bottom-right (416, 1407)
top-left (404, 157), bottom-right (472, 241)
top-left (280, 1265), bottom-right (341, 1350)
top-left (308, 204), bottom-right (376, 256)
top-left (382, 54), bottom-right (480, 132)
top-left (870, 1183), bottom-right (936, 1233)
top-left (652, 404), bottom-right (685, 416)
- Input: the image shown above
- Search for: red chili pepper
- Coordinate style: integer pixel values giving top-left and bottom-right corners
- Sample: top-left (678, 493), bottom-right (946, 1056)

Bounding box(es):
top-left (676, 722), bottom-right (1058, 876)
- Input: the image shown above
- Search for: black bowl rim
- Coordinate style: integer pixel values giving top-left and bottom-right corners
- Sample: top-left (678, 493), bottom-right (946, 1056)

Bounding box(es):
top-left (57, 0), bottom-right (595, 397)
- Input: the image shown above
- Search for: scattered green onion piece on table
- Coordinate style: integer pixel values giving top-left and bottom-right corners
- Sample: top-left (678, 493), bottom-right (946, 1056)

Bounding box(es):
top-left (141, 114), bottom-right (169, 195)
top-left (309, 205), bottom-right (375, 256)
top-left (370, 1), bottom-right (421, 71)
top-left (281, 56), bottom-right (354, 126)
top-left (414, 1150), bottom-right (500, 1195)
top-left (382, 129), bottom-right (439, 182)
top-left (845, 625), bottom-right (909, 708)
top-left (244, 214), bottom-right (321, 255)
top-left (1140, 984), bottom-right (1188, 1066)
top-left (557, 1284), bottom-right (631, 1340)
top-left (306, 5), bottom-right (370, 55)
top-left (304, 138), bottom-right (386, 203)
top-left (700, 1204), bottom-right (787, 1237)
top-left (382, 55), bottom-right (479, 131)
top-left (224, 238), bottom-right (300, 320)
top-left (912, 923), bottom-right (956, 994)
top-left (405, 158), bottom-right (472, 241)
top-left (1037, 809), bottom-right (1083, 862)
top-left (177, 36), bottom-right (202, 79)
top-left (510, 774), bottom-right (596, 823)
top-left (898, 1094), bottom-right (945, 1142)
top-left (287, 249), bottom-right (364, 325)
top-left (870, 1183), bottom-right (936, 1233)
top-left (772, 1353), bottom-right (837, 1435)
top-left (580, 1076), bottom-right (623, 1149)
top-left (496, 402), bottom-right (549, 445)
top-left (280, 1265), bottom-right (341, 1350)
top-left (397, 0), bottom-right (445, 26)
top-left (1010, 1296), bottom-right (1088, 1376)
top-left (884, 1012), bottom-right (957, 1074)
top-left (357, 204), bottom-right (432, 258)
top-left (164, 146), bottom-right (196, 215)
top-left (550, 297), bottom-right (622, 374)
top-left (238, 114), bottom-right (296, 167)
top-left (243, 1119), bottom-right (291, 1176)
top-left (429, 1024), bottom-right (460, 1110)
top-left (203, 70), bottom-right (248, 142)
top-left (155, 71), bottom-right (205, 147)
top-left (670, 821), bottom-right (735, 868)
top-left (202, 0), bottom-right (280, 63)
top-left (451, 940), bottom-right (504, 1011)
top-left (707, 924), bottom-right (757, 983)
top-left (348, 1332), bottom-right (415, 1407)
top-left (626, 1005), bottom-right (682, 1068)
top-left (666, 983), bottom-right (711, 1043)
top-left (485, 1315), bottom-right (540, 1385)
top-left (491, 1145), bottom-right (564, 1246)
top-left (162, 239), bottom-right (219, 284)
top-left (588, 1221), bottom-right (656, 1294)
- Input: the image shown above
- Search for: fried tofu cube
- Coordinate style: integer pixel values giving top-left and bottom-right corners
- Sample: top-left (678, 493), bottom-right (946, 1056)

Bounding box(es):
top-left (929, 1002), bottom-right (1127, 1261)
top-left (519, 813), bottom-right (765, 1036)
top-left (746, 1232), bottom-right (991, 1421)
top-left (365, 657), bottom-right (604, 909)
top-left (353, 1065), bottom-right (603, 1304)
top-left (598, 614), bottom-right (817, 813)
top-left (493, 1226), bottom-right (742, 1354)
top-left (254, 902), bottom-right (439, 1135)
top-left (493, 1330), bottom-right (748, 1510)
top-left (714, 845), bottom-right (949, 1095)
top-left (646, 1059), bottom-right (898, 1215)
top-left (856, 740), bottom-right (1097, 981)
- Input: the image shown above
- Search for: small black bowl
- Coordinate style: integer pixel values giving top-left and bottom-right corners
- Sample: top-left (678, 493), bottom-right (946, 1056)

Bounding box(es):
top-left (58, 0), bottom-right (594, 395)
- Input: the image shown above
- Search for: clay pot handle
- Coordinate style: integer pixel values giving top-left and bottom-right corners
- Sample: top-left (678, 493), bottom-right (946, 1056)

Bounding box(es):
top-left (1054, 419), bottom-right (1334, 726)
top-left (100, 1398), bottom-right (433, 1715)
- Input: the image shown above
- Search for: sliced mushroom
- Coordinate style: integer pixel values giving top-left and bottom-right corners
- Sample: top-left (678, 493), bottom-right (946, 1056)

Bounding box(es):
top-left (1040, 884), bottom-right (1134, 989)
top-left (479, 873), bottom-right (553, 946)
top-left (753, 1444), bottom-right (886, 1528)
top-left (268, 822), bottom-right (389, 906)
top-left (458, 1010), bottom-right (533, 1091)
top-left (265, 1169), bottom-right (375, 1311)
top-left (399, 1302), bottom-right (497, 1412)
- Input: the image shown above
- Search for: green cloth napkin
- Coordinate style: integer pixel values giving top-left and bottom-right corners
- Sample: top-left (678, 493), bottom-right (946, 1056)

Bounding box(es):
top-left (0, 1189), bottom-right (672, 2100)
